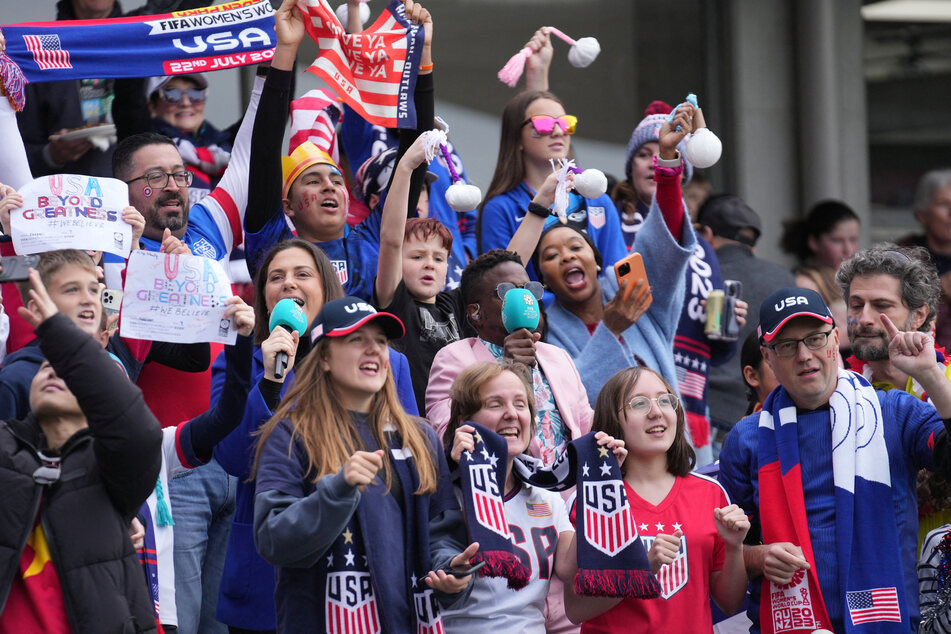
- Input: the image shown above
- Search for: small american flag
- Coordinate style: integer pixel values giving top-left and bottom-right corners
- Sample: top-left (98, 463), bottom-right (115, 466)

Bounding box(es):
top-left (23, 34), bottom-right (72, 70)
top-left (289, 89), bottom-right (343, 162)
top-left (846, 587), bottom-right (901, 625)
top-left (676, 367), bottom-right (706, 400)
top-left (525, 501), bottom-right (552, 517)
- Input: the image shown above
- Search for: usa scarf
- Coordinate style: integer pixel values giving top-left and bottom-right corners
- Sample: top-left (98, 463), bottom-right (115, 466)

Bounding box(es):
top-left (318, 416), bottom-right (445, 634)
top-left (513, 432), bottom-right (660, 599)
top-left (457, 423), bottom-right (531, 589)
top-left (3, 0), bottom-right (275, 83)
top-left (757, 369), bottom-right (908, 633)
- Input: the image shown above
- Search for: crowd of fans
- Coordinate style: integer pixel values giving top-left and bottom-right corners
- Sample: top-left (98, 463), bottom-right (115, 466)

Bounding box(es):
top-left (3, 1), bottom-right (951, 633)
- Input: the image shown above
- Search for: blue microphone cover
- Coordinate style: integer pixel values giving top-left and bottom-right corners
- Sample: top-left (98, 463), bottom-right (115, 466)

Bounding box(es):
top-left (269, 298), bottom-right (308, 334)
top-left (501, 288), bottom-right (540, 333)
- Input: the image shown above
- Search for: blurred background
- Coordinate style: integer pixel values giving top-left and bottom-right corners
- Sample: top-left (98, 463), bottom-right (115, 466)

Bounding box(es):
top-left (6, 0), bottom-right (951, 263)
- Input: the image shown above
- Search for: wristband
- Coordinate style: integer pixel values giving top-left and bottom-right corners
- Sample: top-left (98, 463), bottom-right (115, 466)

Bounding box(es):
top-left (527, 202), bottom-right (550, 218)
top-left (419, 63), bottom-right (434, 72)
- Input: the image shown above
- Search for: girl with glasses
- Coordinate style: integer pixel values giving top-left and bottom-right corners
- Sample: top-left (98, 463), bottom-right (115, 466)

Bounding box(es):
top-left (477, 28), bottom-right (627, 279)
top-left (563, 366), bottom-right (750, 633)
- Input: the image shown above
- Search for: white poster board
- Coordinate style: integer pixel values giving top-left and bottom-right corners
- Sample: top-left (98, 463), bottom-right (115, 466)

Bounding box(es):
top-left (120, 250), bottom-right (236, 344)
top-left (11, 174), bottom-right (132, 257)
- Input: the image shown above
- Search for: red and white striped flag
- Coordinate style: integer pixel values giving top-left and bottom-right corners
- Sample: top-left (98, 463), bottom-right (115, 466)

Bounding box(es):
top-left (289, 88), bottom-right (343, 162)
top-left (298, 0), bottom-right (423, 128)
top-left (23, 34), bottom-right (72, 70)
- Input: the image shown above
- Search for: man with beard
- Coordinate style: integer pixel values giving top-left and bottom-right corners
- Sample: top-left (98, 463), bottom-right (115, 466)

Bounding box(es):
top-left (108, 79), bottom-right (263, 634)
top-left (836, 244), bottom-right (951, 395)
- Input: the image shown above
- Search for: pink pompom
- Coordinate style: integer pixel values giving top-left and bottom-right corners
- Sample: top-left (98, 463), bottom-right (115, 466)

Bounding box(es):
top-left (497, 47), bottom-right (532, 88)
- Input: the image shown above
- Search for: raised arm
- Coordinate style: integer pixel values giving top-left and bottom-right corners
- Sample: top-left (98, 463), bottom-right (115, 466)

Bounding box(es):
top-left (375, 134), bottom-right (429, 307)
top-left (506, 171), bottom-right (562, 265)
top-left (654, 103), bottom-right (698, 244)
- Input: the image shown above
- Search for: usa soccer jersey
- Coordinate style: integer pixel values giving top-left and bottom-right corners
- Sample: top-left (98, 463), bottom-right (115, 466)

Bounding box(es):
top-left (578, 474), bottom-right (727, 634)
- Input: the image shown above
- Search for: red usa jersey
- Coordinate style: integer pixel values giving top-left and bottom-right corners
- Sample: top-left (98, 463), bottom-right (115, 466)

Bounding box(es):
top-left (578, 473), bottom-right (728, 634)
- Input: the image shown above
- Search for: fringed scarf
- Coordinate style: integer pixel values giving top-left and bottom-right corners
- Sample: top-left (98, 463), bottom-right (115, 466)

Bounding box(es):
top-left (317, 416), bottom-right (445, 634)
top-left (757, 369), bottom-right (908, 633)
top-left (513, 432), bottom-right (660, 599)
top-left (457, 423), bottom-right (531, 589)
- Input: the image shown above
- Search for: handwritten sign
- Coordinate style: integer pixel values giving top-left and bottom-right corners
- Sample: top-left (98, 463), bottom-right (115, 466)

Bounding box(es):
top-left (11, 174), bottom-right (132, 257)
top-left (120, 250), bottom-right (236, 344)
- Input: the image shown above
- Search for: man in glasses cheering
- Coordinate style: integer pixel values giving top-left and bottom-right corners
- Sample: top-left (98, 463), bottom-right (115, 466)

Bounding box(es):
top-left (718, 286), bottom-right (951, 633)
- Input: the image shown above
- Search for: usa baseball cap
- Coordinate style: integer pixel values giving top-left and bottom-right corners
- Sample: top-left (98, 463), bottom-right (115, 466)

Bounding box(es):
top-left (758, 287), bottom-right (834, 343)
top-left (310, 296), bottom-right (405, 344)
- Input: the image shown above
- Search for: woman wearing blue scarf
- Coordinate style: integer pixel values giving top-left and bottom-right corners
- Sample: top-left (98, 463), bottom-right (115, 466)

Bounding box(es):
top-left (252, 295), bottom-right (476, 633)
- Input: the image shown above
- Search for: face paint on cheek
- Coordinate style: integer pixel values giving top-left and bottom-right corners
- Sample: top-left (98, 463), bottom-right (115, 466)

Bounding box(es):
top-left (827, 349), bottom-right (837, 360)
top-left (143, 187), bottom-right (153, 197)
top-left (846, 316), bottom-right (857, 327)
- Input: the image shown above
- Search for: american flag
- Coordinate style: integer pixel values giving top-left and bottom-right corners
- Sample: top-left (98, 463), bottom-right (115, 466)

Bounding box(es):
top-left (676, 366), bottom-right (706, 400)
top-left (583, 481), bottom-right (637, 557)
top-left (525, 501), bottom-right (552, 517)
top-left (299, 0), bottom-right (422, 128)
top-left (23, 34), bottom-right (72, 70)
top-left (846, 587), bottom-right (901, 625)
top-left (471, 464), bottom-right (510, 538)
top-left (289, 89), bottom-right (343, 162)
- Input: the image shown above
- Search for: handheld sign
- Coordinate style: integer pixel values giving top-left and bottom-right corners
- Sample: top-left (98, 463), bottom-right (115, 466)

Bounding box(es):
top-left (120, 250), bottom-right (235, 344)
top-left (11, 174), bottom-right (132, 257)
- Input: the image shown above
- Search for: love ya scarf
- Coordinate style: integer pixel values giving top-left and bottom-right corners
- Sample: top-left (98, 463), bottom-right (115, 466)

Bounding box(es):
top-left (757, 369), bottom-right (908, 633)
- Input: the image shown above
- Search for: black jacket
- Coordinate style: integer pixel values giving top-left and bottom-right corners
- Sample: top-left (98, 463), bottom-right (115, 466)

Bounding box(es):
top-left (0, 314), bottom-right (163, 633)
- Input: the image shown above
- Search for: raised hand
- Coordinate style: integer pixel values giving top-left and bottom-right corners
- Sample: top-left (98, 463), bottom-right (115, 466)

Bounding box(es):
top-left (17, 268), bottom-right (62, 329)
top-left (159, 227), bottom-right (191, 255)
top-left (0, 183), bottom-right (24, 234)
top-left (603, 278), bottom-right (650, 336)
top-left (882, 313), bottom-right (935, 377)
top-left (261, 325), bottom-right (299, 382)
top-left (343, 449), bottom-right (385, 487)
top-left (648, 531), bottom-right (682, 574)
top-left (122, 206), bottom-right (146, 249)
top-left (223, 296), bottom-right (255, 337)
top-left (450, 424), bottom-right (476, 463)
top-left (713, 504), bottom-right (750, 548)
top-left (594, 431), bottom-right (627, 467)
top-left (658, 103), bottom-right (697, 160)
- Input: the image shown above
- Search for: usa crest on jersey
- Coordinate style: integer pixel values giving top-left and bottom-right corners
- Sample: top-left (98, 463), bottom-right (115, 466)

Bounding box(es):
top-left (588, 205), bottom-right (606, 229)
top-left (470, 463), bottom-right (510, 538)
top-left (325, 571), bottom-right (380, 633)
top-left (582, 480), bottom-right (638, 557)
top-left (331, 259), bottom-right (349, 284)
top-left (413, 588), bottom-right (445, 634)
top-left (639, 533), bottom-right (689, 599)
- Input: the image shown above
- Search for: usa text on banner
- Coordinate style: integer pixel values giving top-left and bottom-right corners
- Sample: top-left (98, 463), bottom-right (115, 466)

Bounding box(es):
top-left (299, 0), bottom-right (423, 129)
top-left (2, 0), bottom-right (275, 83)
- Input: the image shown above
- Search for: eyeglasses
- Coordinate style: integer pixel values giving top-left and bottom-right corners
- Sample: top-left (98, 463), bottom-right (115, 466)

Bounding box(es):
top-left (125, 171), bottom-right (194, 189)
top-left (622, 394), bottom-right (679, 415)
top-left (496, 281), bottom-right (545, 301)
top-left (764, 329), bottom-right (835, 358)
top-left (160, 87), bottom-right (207, 105)
top-left (522, 114), bottom-right (578, 137)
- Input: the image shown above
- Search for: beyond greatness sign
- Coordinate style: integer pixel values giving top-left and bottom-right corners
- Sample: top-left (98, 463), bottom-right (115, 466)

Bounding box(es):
top-left (300, 0), bottom-right (422, 128)
top-left (11, 174), bottom-right (132, 257)
top-left (2, 0), bottom-right (275, 82)
top-left (121, 250), bottom-right (236, 344)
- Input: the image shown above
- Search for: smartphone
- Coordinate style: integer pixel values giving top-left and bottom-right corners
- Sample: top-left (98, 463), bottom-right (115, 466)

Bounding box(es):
top-left (446, 560), bottom-right (486, 578)
top-left (102, 288), bottom-right (124, 315)
top-left (614, 251), bottom-right (652, 308)
top-left (0, 255), bottom-right (40, 283)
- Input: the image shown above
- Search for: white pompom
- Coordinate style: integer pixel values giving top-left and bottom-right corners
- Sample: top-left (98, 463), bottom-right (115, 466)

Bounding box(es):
top-left (567, 37), bottom-right (601, 68)
top-left (573, 169), bottom-right (608, 199)
top-left (446, 182), bottom-right (483, 212)
top-left (335, 2), bottom-right (370, 27)
top-left (684, 128), bottom-right (722, 169)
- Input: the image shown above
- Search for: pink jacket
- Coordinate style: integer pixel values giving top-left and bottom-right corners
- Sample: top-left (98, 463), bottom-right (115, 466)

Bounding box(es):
top-left (425, 337), bottom-right (593, 456)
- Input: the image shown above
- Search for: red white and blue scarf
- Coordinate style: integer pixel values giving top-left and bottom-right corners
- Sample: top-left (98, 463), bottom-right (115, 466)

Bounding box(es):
top-left (757, 369), bottom-right (908, 633)
top-left (3, 0), bottom-right (275, 83)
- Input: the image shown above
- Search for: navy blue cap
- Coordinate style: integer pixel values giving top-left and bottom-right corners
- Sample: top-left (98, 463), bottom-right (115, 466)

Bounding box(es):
top-left (310, 296), bottom-right (405, 343)
top-left (758, 287), bottom-right (834, 343)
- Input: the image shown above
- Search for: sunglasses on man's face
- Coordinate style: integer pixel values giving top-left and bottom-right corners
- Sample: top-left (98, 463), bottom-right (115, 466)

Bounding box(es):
top-left (522, 114), bottom-right (578, 137)
top-left (495, 281), bottom-right (545, 302)
top-left (160, 87), bottom-right (207, 105)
